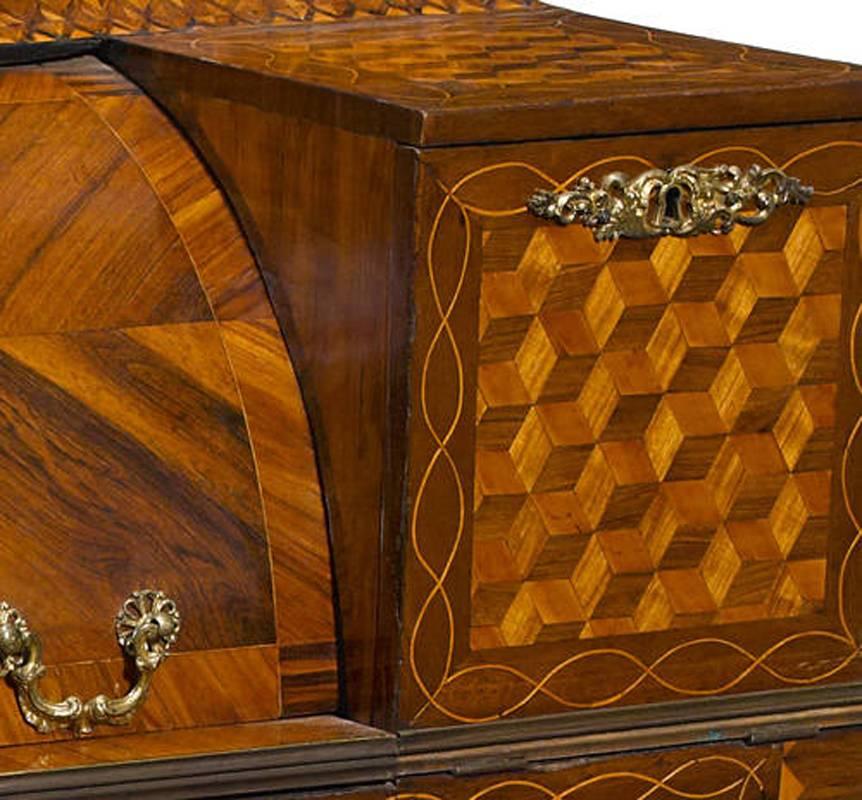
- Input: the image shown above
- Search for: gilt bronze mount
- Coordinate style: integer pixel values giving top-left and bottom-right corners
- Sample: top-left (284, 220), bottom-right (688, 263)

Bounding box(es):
top-left (527, 163), bottom-right (814, 241)
top-left (0, 589), bottom-right (180, 735)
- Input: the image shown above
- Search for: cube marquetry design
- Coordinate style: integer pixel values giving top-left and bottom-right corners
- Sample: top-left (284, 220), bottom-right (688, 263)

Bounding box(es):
top-left (471, 206), bottom-right (844, 651)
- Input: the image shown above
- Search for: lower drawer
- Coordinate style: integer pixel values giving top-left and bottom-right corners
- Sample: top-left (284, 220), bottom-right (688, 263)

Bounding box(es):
top-left (393, 728), bottom-right (862, 800)
top-left (395, 743), bottom-right (782, 800)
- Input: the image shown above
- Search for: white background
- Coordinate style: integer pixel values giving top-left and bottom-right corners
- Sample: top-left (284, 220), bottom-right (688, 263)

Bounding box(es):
top-left (551, 1), bottom-right (861, 65)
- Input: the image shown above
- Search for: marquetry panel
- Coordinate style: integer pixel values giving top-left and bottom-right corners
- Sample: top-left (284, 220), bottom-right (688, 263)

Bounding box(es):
top-left (0, 0), bottom-right (530, 43)
top-left (0, 57), bottom-right (336, 743)
top-left (394, 743), bottom-right (780, 799)
top-left (404, 123), bottom-right (862, 728)
top-left (471, 207), bottom-right (839, 649)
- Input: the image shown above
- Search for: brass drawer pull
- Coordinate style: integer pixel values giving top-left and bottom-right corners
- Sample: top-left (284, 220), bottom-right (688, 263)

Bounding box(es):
top-left (527, 164), bottom-right (813, 241)
top-left (0, 589), bottom-right (180, 735)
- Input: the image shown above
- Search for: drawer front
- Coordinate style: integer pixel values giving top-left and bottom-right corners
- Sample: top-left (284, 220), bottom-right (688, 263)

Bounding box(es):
top-left (0, 57), bottom-right (336, 743)
top-left (403, 122), bottom-right (862, 727)
top-left (394, 743), bottom-right (781, 800)
top-left (392, 729), bottom-right (862, 800)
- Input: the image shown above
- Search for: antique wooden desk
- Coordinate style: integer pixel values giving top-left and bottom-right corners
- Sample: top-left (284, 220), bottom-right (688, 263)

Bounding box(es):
top-left (0, 1), bottom-right (859, 797)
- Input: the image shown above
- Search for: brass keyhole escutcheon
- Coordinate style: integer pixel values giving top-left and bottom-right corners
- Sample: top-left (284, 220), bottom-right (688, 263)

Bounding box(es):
top-left (527, 163), bottom-right (813, 241)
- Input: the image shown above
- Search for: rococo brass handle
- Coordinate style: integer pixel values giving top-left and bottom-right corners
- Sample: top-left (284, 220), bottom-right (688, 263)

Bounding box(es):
top-left (527, 164), bottom-right (813, 241)
top-left (0, 589), bottom-right (180, 735)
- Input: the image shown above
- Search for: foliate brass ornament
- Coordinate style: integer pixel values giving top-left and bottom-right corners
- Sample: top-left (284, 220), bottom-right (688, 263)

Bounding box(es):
top-left (527, 164), bottom-right (814, 241)
top-left (0, 589), bottom-right (180, 735)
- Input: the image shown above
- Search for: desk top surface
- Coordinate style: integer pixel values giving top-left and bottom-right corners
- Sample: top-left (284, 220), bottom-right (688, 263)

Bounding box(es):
top-left (108, 6), bottom-right (862, 145)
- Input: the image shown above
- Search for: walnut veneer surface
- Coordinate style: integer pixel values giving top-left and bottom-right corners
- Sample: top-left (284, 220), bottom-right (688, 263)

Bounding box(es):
top-left (0, 55), bottom-right (338, 747)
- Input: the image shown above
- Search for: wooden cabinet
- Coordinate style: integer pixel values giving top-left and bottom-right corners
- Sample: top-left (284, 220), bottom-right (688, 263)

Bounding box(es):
top-left (0, 3), bottom-right (859, 797)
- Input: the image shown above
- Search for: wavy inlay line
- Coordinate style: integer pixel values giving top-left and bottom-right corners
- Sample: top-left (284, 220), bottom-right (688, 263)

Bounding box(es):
top-left (441, 143), bottom-right (862, 219)
top-left (410, 140), bottom-right (862, 725)
top-left (409, 192), bottom-right (471, 713)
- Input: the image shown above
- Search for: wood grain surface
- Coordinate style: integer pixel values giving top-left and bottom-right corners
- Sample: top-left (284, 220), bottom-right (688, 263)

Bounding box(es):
top-left (781, 727), bottom-right (862, 799)
top-left (0, 56), bottom-right (337, 744)
top-left (0, 646), bottom-right (280, 746)
top-left (105, 57), bottom-right (417, 726)
top-left (404, 122), bottom-right (862, 728)
top-left (106, 7), bottom-right (862, 145)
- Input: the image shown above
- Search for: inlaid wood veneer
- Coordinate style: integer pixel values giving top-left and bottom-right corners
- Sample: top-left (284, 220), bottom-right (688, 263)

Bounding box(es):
top-left (0, 0), bottom-right (532, 44)
top-left (393, 743), bottom-right (780, 799)
top-left (472, 205), bottom-right (839, 649)
top-left (0, 1), bottom-right (858, 795)
top-left (404, 124), bottom-right (862, 727)
top-left (108, 8), bottom-right (862, 145)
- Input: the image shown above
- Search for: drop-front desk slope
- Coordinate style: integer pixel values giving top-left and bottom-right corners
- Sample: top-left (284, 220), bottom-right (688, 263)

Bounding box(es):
top-left (0, 3), bottom-right (859, 798)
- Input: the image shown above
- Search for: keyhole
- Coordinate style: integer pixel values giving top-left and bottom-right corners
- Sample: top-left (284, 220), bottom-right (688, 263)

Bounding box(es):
top-left (663, 186), bottom-right (682, 222)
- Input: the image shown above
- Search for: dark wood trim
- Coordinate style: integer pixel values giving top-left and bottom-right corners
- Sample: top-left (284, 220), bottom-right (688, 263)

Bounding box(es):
top-left (0, 38), bottom-right (99, 67)
top-left (398, 701), bottom-right (862, 779)
top-left (7, 698), bottom-right (862, 797)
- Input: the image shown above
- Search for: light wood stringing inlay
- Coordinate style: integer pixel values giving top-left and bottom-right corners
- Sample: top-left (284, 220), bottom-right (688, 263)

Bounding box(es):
top-left (407, 140), bottom-right (862, 725)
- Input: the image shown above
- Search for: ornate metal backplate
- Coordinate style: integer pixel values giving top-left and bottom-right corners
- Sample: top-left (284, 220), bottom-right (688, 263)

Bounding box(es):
top-left (528, 164), bottom-right (813, 240)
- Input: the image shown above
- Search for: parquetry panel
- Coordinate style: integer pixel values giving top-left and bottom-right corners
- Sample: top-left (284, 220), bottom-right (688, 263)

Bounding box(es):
top-left (472, 207), bottom-right (842, 650)
top-left (134, 9), bottom-right (855, 113)
top-left (0, 0), bottom-right (530, 44)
